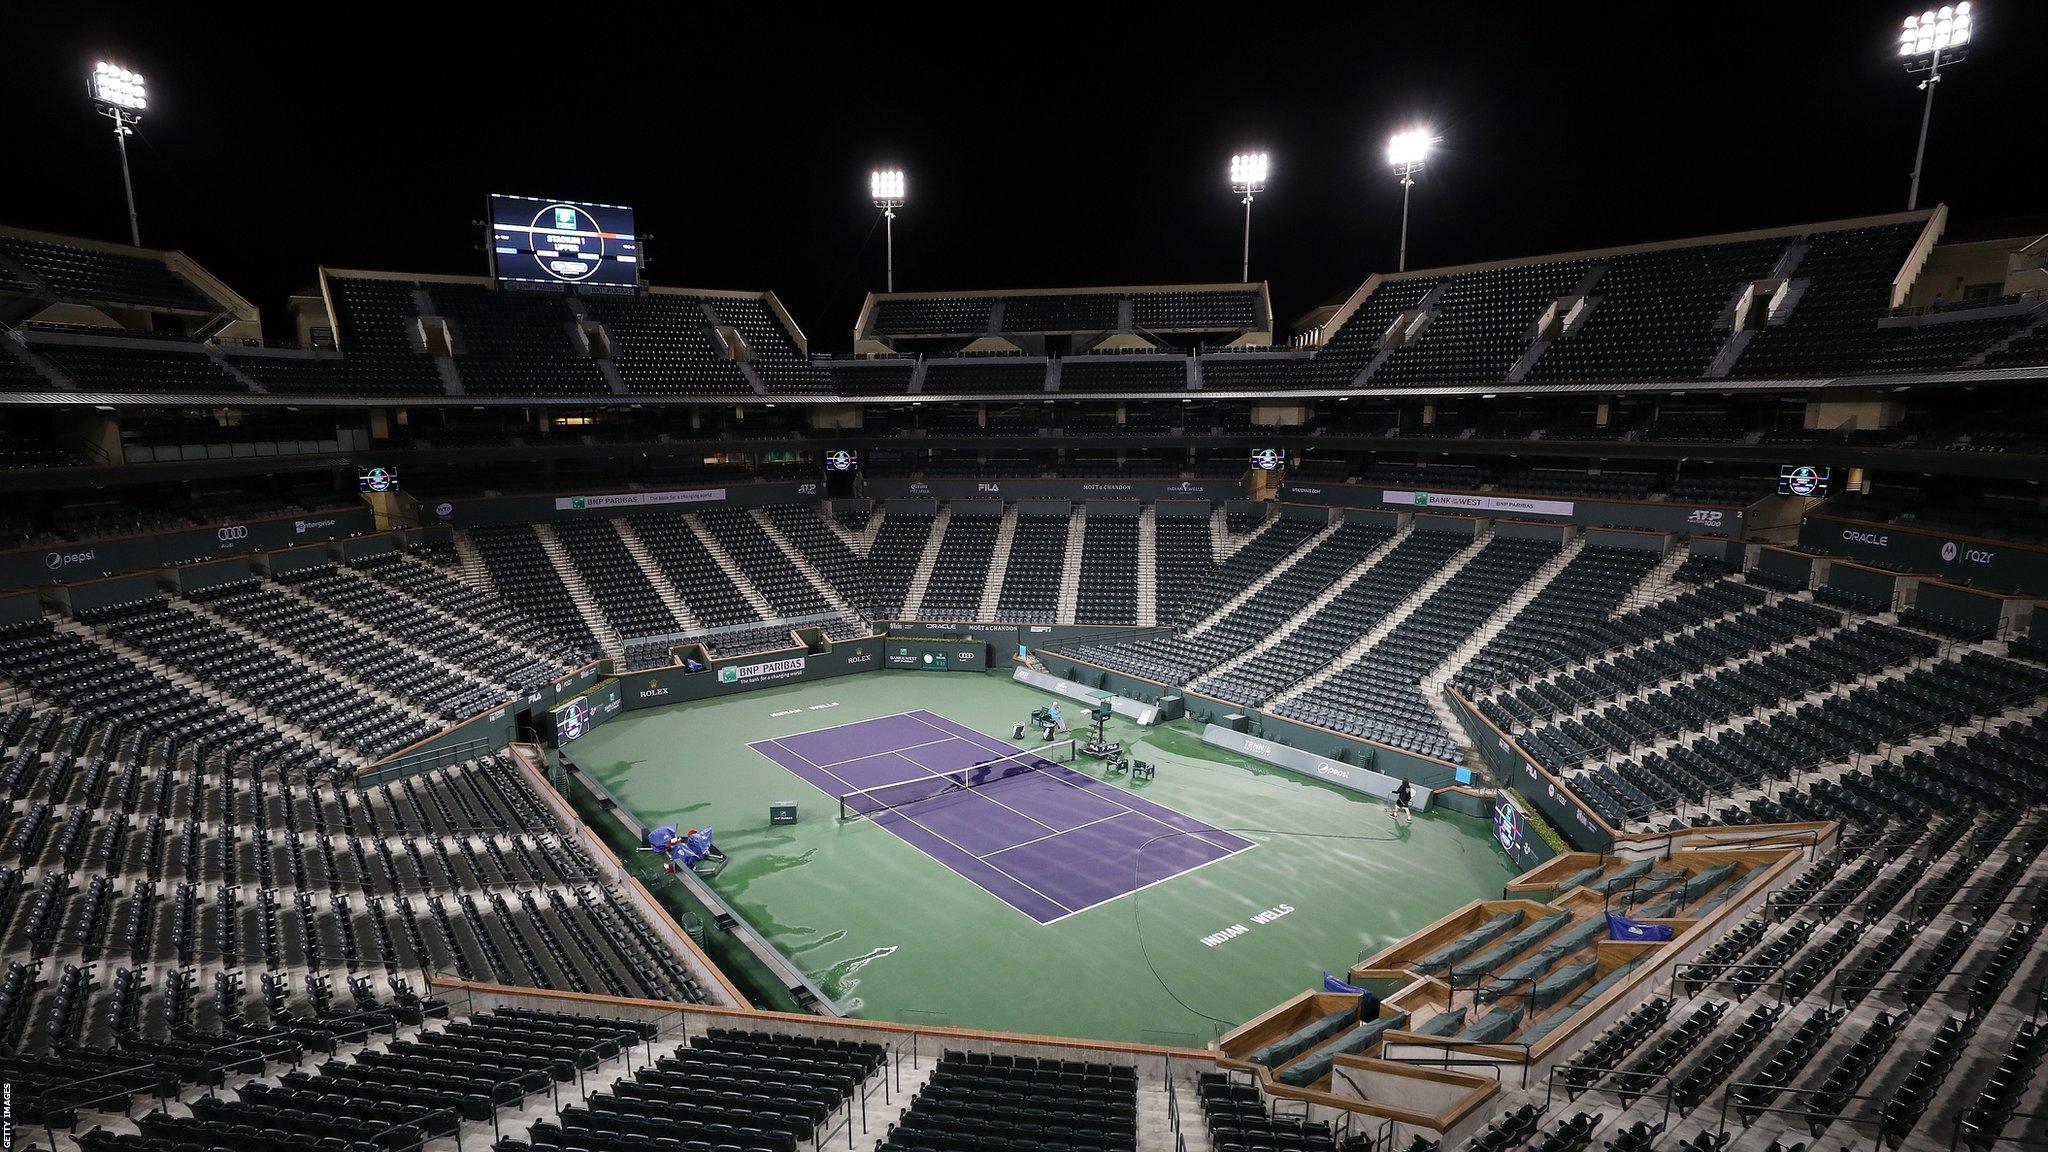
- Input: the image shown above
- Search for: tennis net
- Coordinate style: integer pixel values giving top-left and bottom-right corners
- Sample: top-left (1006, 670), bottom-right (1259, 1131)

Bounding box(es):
top-left (838, 738), bottom-right (1076, 820)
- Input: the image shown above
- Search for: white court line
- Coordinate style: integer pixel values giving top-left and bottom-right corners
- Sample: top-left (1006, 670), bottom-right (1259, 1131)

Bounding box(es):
top-left (902, 710), bottom-right (1251, 855)
top-left (1035, 839), bottom-right (1257, 927)
top-left (971, 811), bottom-right (1128, 859)
top-left (877, 748), bottom-right (1065, 836)
top-left (802, 736), bottom-right (961, 772)
top-left (745, 708), bottom-right (929, 750)
top-left (753, 736), bottom-right (1078, 920)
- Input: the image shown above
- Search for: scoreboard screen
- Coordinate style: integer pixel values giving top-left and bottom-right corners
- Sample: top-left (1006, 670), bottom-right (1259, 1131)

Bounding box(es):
top-left (1778, 464), bottom-right (1831, 498)
top-left (357, 467), bottom-right (399, 493)
top-left (489, 194), bottom-right (640, 287)
top-left (1249, 448), bottom-right (1286, 472)
top-left (824, 450), bottom-right (860, 473)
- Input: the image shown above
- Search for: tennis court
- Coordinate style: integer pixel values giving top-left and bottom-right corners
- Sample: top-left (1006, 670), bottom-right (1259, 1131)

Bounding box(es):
top-left (572, 671), bottom-right (1511, 1042)
top-left (748, 709), bottom-right (1256, 924)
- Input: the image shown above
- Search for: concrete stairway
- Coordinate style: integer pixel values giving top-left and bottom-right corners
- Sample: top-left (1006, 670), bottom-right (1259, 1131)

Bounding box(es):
top-left (1136, 505), bottom-right (1159, 626)
top-left (827, 504), bottom-right (879, 555)
top-left (899, 504), bottom-right (951, 620)
top-left (452, 530), bottom-right (491, 590)
top-left (1186, 520), bottom-right (1343, 639)
top-left (977, 504), bottom-right (1022, 619)
top-left (1268, 531), bottom-right (1491, 708)
top-left (355, 558), bottom-right (566, 669)
top-left (533, 522), bottom-right (623, 657)
top-left (1617, 547), bottom-right (1692, 613)
top-left (1190, 525), bottom-right (1410, 691)
top-left (1055, 505), bottom-right (1088, 625)
top-left (1427, 534), bottom-right (1586, 694)
top-left (1210, 504), bottom-right (1257, 560)
top-left (615, 518), bottom-right (703, 633)
top-left (753, 508), bottom-right (858, 617)
top-left (683, 512), bottom-right (776, 619)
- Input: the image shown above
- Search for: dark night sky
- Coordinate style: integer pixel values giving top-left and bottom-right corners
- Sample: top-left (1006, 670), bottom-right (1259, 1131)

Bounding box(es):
top-left (7, 2), bottom-right (2035, 348)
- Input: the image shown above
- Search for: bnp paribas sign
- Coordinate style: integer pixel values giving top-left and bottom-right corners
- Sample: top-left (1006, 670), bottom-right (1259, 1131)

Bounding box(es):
top-left (718, 656), bottom-right (806, 684)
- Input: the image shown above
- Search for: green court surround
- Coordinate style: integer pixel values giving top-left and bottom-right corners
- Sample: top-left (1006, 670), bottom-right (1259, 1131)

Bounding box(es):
top-left (570, 669), bottom-right (1511, 1044)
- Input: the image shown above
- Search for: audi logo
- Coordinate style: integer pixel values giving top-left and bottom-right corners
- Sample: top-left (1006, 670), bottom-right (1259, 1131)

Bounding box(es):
top-left (217, 525), bottom-right (250, 543)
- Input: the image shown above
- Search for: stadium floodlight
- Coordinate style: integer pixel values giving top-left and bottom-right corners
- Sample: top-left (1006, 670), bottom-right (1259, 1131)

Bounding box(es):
top-left (1386, 128), bottom-right (1437, 272)
top-left (87, 61), bottom-right (148, 246)
top-left (1230, 152), bottom-right (1269, 284)
top-left (871, 169), bottom-right (906, 292)
top-left (1898, 4), bottom-right (1974, 210)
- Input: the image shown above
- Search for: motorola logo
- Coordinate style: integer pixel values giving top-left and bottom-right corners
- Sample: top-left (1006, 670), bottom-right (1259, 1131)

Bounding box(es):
top-left (217, 525), bottom-right (250, 543)
top-left (1941, 542), bottom-right (1958, 562)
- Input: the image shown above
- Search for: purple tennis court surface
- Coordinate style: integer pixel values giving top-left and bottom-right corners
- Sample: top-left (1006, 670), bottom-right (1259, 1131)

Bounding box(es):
top-left (748, 709), bottom-right (1254, 924)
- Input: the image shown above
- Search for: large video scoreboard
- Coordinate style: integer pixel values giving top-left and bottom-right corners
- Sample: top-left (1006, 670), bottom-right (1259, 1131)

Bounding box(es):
top-left (489, 194), bottom-right (639, 287)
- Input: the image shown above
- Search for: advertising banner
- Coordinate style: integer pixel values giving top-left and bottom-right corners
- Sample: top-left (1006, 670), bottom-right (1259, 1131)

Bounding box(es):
top-left (861, 477), bottom-right (1244, 502)
top-left (1278, 481), bottom-right (1743, 535)
top-left (427, 480), bottom-right (826, 527)
top-left (884, 639), bottom-right (988, 672)
top-left (0, 507), bottom-right (373, 590)
top-left (1201, 725), bottom-right (1424, 808)
top-left (1495, 791), bottom-right (1558, 872)
top-left (554, 488), bottom-right (729, 512)
top-left (1799, 515), bottom-right (2048, 596)
top-left (619, 639), bottom-right (882, 709)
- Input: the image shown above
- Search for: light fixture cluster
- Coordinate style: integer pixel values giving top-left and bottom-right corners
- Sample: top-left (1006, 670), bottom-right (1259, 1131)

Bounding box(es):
top-left (1899, 3), bottom-right (1972, 56)
top-left (1230, 152), bottom-right (1269, 193)
top-left (870, 169), bottom-right (905, 206)
top-left (89, 61), bottom-right (147, 111)
top-left (1386, 128), bottom-right (1436, 171)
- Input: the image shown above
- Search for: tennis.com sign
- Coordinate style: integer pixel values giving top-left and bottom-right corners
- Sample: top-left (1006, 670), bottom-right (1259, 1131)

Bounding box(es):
top-left (718, 656), bottom-right (807, 684)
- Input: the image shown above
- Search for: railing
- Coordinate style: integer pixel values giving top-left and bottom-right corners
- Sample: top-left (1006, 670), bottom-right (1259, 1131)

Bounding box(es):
top-left (1546, 1063), bottom-right (1680, 1130)
top-left (30, 1006), bottom-right (419, 1147)
top-left (358, 736), bottom-right (495, 788)
top-left (1714, 1079), bottom-right (1892, 1144)
top-left (1376, 1034), bottom-right (1537, 1089)
top-left (1165, 1053), bottom-right (1190, 1152)
top-left (1887, 287), bottom-right (2047, 318)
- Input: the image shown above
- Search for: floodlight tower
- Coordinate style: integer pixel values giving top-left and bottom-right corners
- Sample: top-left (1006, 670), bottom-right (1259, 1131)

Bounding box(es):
top-left (1386, 128), bottom-right (1437, 273)
top-left (88, 61), bottom-right (148, 247)
top-left (871, 169), bottom-right (906, 292)
top-left (1229, 152), bottom-right (1269, 284)
top-left (1899, 4), bottom-right (1974, 210)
